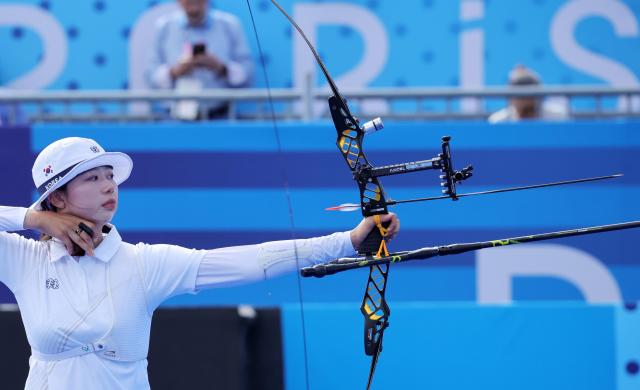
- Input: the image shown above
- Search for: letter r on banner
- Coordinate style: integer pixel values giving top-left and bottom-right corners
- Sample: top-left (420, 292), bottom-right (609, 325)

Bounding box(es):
top-left (293, 3), bottom-right (389, 117)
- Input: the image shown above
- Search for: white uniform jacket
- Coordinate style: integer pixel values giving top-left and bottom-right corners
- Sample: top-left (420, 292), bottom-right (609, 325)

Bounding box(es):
top-left (0, 206), bottom-right (354, 389)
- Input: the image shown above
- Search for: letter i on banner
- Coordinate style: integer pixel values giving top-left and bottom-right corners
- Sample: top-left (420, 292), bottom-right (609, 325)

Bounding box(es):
top-left (459, 0), bottom-right (485, 114)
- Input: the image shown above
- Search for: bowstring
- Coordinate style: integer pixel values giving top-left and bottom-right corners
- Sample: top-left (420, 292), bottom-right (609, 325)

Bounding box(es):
top-left (244, 1), bottom-right (311, 389)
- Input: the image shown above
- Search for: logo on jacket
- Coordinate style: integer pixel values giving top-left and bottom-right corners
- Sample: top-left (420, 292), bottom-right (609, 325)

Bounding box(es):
top-left (45, 278), bottom-right (59, 289)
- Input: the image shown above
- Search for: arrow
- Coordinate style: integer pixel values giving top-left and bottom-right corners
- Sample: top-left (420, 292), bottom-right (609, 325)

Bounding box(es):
top-left (326, 174), bottom-right (623, 211)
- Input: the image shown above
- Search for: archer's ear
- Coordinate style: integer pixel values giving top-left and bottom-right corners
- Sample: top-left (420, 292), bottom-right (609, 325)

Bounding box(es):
top-left (48, 190), bottom-right (66, 210)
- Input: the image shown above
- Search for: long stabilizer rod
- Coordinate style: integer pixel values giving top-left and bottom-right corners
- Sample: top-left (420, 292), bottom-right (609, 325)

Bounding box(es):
top-left (301, 220), bottom-right (640, 277)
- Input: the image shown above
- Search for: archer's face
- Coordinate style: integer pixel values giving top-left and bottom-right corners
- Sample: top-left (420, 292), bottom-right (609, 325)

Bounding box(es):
top-left (52, 166), bottom-right (119, 224)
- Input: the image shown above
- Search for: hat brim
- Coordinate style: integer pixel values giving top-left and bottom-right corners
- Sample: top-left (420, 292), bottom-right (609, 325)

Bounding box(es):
top-left (30, 152), bottom-right (133, 210)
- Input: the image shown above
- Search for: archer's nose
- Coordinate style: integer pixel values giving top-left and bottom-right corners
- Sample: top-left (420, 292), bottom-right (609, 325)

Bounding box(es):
top-left (103, 180), bottom-right (116, 194)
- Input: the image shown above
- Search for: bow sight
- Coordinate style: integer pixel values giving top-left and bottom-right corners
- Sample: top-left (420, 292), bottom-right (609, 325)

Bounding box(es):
top-left (351, 124), bottom-right (474, 215)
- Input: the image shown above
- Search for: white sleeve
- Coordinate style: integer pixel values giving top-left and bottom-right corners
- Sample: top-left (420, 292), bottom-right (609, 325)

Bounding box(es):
top-left (225, 61), bottom-right (249, 87)
top-left (0, 206), bottom-right (42, 293)
top-left (196, 231), bottom-right (354, 289)
top-left (488, 108), bottom-right (511, 123)
top-left (145, 19), bottom-right (174, 89)
top-left (150, 65), bottom-right (173, 90)
top-left (223, 15), bottom-right (253, 87)
top-left (137, 243), bottom-right (207, 310)
top-left (0, 206), bottom-right (28, 231)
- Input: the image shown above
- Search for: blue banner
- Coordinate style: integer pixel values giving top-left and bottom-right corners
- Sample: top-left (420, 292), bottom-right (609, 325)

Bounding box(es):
top-left (1, 0), bottom-right (639, 93)
top-left (1, 120), bottom-right (638, 305)
top-left (282, 303), bottom-right (634, 390)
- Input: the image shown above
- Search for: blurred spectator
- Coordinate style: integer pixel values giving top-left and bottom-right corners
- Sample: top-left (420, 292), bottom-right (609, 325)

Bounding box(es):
top-left (489, 65), bottom-right (568, 123)
top-left (0, 87), bottom-right (8, 125)
top-left (146, 0), bottom-right (253, 120)
top-left (0, 88), bottom-right (20, 126)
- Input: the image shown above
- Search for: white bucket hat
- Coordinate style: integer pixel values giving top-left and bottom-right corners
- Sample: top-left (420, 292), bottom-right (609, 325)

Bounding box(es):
top-left (30, 137), bottom-right (133, 210)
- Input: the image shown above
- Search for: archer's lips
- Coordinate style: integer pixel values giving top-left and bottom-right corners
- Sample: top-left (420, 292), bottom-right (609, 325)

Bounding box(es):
top-left (102, 200), bottom-right (116, 211)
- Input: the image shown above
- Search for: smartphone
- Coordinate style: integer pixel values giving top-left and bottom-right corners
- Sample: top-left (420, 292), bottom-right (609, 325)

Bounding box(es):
top-left (192, 43), bottom-right (206, 56)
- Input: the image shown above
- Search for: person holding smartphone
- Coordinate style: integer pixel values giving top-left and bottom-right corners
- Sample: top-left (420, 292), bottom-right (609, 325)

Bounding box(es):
top-left (146, 0), bottom-right (254, 119)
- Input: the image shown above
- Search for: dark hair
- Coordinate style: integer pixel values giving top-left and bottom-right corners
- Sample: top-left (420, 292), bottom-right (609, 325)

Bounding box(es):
top-left (38, 183), bottom-right (88, 256)
top-left (39, 183), bottom-right (63, 242)
top-left (39, 183), bottom-right (68, 214)
top-left (508, 65), bottom-right (541, 87)
top-left (510, 75), bottom-right (540, 86)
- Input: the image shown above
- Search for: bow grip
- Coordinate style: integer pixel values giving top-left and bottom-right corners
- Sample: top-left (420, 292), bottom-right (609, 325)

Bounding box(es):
top-left (358, 219), bottom-right (391, 255)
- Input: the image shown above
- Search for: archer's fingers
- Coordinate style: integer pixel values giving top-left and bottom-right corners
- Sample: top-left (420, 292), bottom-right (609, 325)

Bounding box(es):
top-left (77, 221), bottom-right (97, 239)
top-left (384, 214), bottom-right (400, 240)
top-left (73, 234), bottom-right (94, 256)
top-left (62, 237), bottom-right (74, 256)
top-left (378, 213), bottom-right (397, 224)
top-left (76, 229), bottom-right (96, 256)
top-left (69, 229), bottom-right (94, 256)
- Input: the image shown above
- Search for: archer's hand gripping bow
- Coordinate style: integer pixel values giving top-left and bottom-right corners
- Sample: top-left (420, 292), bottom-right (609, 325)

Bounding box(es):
top-left (266, 1), bottom-right (636, 389)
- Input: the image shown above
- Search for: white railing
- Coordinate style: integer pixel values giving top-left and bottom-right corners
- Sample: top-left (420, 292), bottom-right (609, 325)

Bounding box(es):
top-left (0, 85), bottom-right (638, 124)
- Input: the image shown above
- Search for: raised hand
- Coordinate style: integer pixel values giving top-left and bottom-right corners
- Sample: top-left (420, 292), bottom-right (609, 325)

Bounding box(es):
top-left (24, 210), bottom-right (97, 256)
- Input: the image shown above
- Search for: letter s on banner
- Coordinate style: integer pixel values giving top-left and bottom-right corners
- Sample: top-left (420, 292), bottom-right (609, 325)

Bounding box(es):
top-left (550, 0), bottom-right (639, 111)
top-left (476, 244), bottom-right (622, 304)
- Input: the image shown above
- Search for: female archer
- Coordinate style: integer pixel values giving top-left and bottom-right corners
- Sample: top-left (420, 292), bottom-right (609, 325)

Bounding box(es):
top-left (0, 137), bottom-right (399, 389)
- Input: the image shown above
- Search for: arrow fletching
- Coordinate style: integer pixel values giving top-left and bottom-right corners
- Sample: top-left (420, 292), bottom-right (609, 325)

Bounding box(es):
top-left (326, 203), bottom-right (361, 212)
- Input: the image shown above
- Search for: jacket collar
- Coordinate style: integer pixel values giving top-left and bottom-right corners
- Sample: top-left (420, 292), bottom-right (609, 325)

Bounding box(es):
top-left (49, 224), bottom-right (122, 263)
